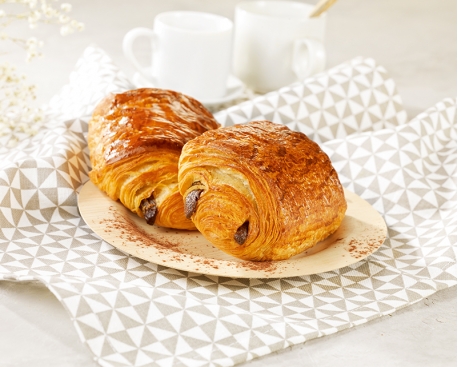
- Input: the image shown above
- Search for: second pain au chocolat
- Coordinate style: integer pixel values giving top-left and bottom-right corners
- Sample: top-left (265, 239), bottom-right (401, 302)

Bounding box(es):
top-left (87, 88), bottom-right (220, 230)
top-left (178, 120), bottom-right (347, 261)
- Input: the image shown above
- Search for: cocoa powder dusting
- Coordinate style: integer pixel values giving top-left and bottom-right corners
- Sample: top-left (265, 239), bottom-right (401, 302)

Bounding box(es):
top-left (236, 260), bottom-right (278, 273)
top-left (345, 237), bottom-right (384, 259)
top-left (193, 257), bottom-right (220, 270)
top-left (100, 206), bottom-right (281, 275)
top-left (100, 206), bottom-right (183, 253)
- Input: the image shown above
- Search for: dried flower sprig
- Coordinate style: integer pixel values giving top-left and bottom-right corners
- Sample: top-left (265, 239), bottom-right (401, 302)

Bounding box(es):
top-left (0, 0), bottom-right (83, 143)
top-left (0, 62), bottom-right (44, 146)
top-left (0, 0), bottom-right (84, 61)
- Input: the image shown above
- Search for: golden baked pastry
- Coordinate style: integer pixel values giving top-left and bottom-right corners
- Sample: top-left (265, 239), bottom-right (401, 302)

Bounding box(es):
top-left (178, 120), bottom-right (347, 260)
top-left (88, 88), bottom-right (220, 230)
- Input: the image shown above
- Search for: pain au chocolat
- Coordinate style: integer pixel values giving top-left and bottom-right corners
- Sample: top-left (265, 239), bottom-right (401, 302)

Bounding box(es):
top-left (87, 88), bottom-right (220, 230)
top-left (178, 120), bottom-right (347, 261)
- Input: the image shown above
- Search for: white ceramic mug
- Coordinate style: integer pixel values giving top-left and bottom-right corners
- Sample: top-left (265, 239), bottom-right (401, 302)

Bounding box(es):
top-left (123, 11), bottom-right (233, 101)
top-left (232, 1), bottom-right (327, 93)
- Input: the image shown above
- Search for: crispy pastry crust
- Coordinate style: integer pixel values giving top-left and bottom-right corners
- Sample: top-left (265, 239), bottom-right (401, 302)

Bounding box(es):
top-left (88, 88), bottom-right (220, 230)
top-left (178, 120), bottom-right (347, 260)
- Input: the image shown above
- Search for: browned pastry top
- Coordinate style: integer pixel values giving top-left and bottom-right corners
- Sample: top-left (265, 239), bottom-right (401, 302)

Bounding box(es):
top-left (93, 88), bottom-right (220, 165)
top-left (179, 120), bottom-right (347, 260)
top-left (186, 120), bottom-right (340, 209)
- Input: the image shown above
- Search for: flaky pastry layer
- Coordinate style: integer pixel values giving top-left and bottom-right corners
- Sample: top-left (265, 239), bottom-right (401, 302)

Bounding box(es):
top-left (178, 120), bottom-right (347, 260)
top-left (88, 88), bottom-right (220, 229)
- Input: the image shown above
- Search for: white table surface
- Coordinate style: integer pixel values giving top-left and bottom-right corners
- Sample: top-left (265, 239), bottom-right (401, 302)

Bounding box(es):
top-left (1, 1), bottom-right (456, 366)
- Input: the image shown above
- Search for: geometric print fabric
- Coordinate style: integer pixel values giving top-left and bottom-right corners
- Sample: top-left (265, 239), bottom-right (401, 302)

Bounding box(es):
top-left (214, 56), bottom-right (408, 144)
top-left (0, 46), bottom-right (456, 367)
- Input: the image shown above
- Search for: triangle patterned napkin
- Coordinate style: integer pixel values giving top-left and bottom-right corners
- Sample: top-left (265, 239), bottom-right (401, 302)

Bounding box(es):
top-left (0, 46), bottom-right (455, 367)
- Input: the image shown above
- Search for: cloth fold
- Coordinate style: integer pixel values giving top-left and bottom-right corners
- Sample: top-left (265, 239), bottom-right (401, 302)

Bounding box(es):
top-left (0, 46), bottom-right (456, 367)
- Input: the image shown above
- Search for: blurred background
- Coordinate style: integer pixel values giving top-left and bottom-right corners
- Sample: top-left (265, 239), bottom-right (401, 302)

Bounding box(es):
top-left (2, 0), bottom-right (456, 120)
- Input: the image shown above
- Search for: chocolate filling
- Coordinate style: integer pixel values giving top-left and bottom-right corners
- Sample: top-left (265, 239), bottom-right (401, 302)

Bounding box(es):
top-left (140, 193), bottom-right (157, 225)
top-left (185, 189), bottom-right (203, 219)
top-left (234, 221), bottom-right (249, 245)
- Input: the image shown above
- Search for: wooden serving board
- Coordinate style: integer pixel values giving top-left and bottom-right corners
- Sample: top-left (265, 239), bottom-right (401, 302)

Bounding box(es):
top-left (77, 181), bottom-right (387, 278)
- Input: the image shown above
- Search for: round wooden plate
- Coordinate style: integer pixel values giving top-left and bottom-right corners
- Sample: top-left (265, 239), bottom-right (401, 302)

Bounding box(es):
top-left (78, 181), bottom-right (387, 278)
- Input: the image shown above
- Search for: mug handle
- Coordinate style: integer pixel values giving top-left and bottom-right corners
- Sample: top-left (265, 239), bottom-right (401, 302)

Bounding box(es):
top-left (292, 38), bottom-right (326, 80)
top-left (122, 27), bottom-right (158, 82)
